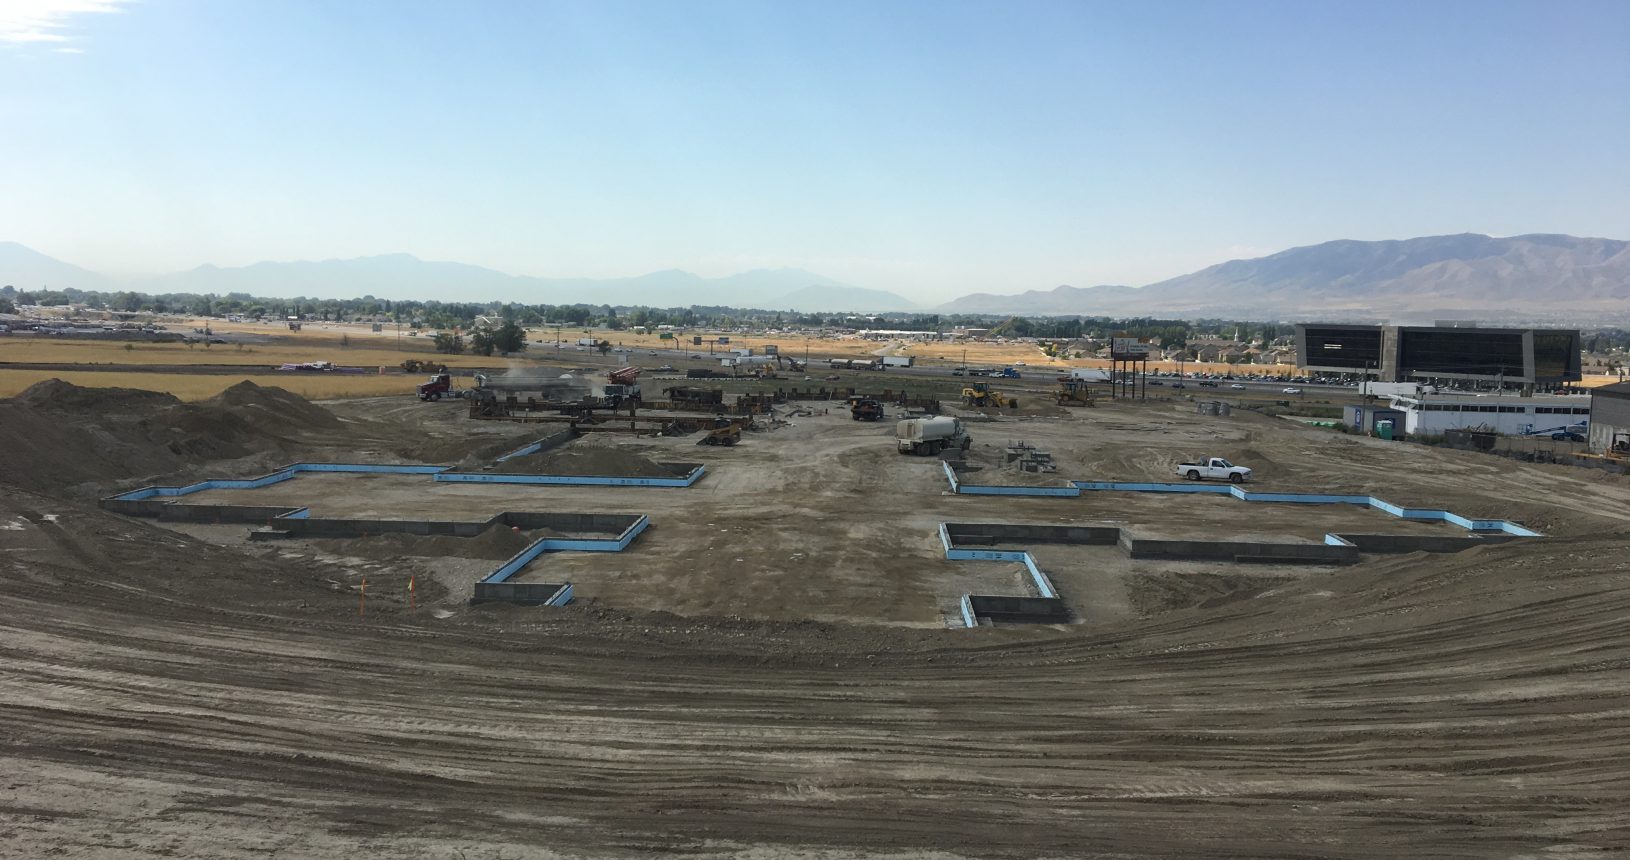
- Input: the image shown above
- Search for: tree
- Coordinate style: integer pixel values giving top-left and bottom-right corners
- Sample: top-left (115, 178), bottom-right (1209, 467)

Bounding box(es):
top-left (597, 340), bottom-right (612, 356)
top-left (492, 321), bottom-right (527, 354)
top-left (0, 296), bottom-right (13, 315)
top-left (433, 332), bottom-right (464, 354)
top-left (469, 330), bottom-right (496, 356)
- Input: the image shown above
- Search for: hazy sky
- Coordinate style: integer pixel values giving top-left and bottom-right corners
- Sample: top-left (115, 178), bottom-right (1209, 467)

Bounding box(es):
top-left (3, 1), bottom-right (1628, 302)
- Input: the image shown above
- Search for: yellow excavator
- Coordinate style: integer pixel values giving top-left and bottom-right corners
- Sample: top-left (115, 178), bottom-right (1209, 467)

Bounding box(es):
top-left (962, 381), bottom-right (1017, 409)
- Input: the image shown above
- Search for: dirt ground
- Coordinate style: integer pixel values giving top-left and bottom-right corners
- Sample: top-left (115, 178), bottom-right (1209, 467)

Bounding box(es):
top-left (5, 384), bottom-right (1630, 857)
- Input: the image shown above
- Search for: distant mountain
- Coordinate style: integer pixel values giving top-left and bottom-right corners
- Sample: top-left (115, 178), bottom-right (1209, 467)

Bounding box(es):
top-left (0, 245), bottom-right (902, 311)
top-left (771, 284), bottom-right (916, 312)
top-left (0, 242), bottom-right (112, 292)
top-left (142, 257), bottom-right (901, 310)
top-left (143, 254), bottom-right (522, 302)
top-left (939, 283), bottom-right (1138, 315)
top-left (938, 234), bottom-right (1630, 320)
top-left (1140, 233), bottom-right (1630, 318)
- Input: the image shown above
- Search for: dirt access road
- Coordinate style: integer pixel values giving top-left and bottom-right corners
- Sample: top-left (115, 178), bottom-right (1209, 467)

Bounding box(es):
top-left (4, 393), bottom-right (1630, 857)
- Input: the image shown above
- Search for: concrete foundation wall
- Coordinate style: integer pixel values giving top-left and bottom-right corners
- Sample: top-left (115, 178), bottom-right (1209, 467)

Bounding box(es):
top-left (500, 512), bottom-right (645, 533)
top-left (966, 595), bottom-right (1071, 623)
top-left (434, 463), bottom-right (705, 487)
top-left (470, 582), bottom-right (571, 606)
top-left (1119, 532), bottom-right (1358, 564)
top-left (282, 517), bottom-right (491, 538)
top-left (156, 504), bottom-right (308, 524)
top-left (945, 523), bottom-right (1121, 546)
top-left (493, 429), bottom-right (578, 463)
top-left (1334, 533), bottom-right (1518, 553)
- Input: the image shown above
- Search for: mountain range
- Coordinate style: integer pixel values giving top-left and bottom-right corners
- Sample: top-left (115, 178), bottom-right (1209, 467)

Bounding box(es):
top-left (4, 233), bottom-right (1629, 320)
top-left (0, 243), bottom-right (917, 313)
top-left (936, 233), bottom-right (1630, 321)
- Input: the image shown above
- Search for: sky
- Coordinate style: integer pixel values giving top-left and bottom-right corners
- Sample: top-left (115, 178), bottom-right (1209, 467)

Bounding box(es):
top-left (2, 0), bottom-right (1629, 303)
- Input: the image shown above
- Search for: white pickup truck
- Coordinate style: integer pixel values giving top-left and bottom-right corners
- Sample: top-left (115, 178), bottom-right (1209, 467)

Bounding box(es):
top-left (1175, 457), bottom-right (1252, 483)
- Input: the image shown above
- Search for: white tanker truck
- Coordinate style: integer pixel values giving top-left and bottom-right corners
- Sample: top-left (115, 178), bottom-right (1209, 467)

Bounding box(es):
top-left (896, 416), bottom-right (971, 456)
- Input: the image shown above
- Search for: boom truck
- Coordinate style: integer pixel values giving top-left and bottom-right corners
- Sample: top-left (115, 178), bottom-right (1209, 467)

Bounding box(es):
top-left (602, 366), bottom-right (643, 407)
top-left (896, 416), bottom-right (971, 455)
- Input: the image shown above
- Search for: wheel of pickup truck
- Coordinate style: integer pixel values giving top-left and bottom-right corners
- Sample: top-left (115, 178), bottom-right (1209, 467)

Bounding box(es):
top-left (1228, 472), bottom-right (1243, 484)
top-left (1186, 469), bottom-right (1200, 481)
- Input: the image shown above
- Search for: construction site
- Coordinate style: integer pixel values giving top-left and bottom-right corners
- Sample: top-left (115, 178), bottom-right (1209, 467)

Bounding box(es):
top-left (5, 360), bottom-right (1630, 858)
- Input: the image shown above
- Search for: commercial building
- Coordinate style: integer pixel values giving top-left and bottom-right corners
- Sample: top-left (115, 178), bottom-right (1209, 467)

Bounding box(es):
top-left (1386, 392), bottom-right (1590, 437)
top-left (1587, 382), bottom-right (1630, 455)
top-left (1296, 324), bottom-right (1581, 392)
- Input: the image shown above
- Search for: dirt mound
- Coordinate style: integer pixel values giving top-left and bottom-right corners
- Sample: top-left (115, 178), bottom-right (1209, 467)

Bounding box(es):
top-left (15, 378), bottom-right (181, 413)
top-left (0, 379), bottom-right (318, 497)
top-left (206, 380), bottom-right (344, 432)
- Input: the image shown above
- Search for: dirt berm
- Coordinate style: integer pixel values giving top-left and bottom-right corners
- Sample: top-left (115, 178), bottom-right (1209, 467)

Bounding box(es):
top-left (0, 379), bottom-right (336, 496)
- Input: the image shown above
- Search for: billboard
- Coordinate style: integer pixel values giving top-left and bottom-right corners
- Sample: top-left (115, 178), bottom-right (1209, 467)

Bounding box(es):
top-left (1110, 336), bottom-right (1153, 360)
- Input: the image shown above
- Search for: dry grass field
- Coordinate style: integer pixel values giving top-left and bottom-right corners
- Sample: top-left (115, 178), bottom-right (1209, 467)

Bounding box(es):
top-left (0, 368), bottom-right (414, 400)
top-left (0, 334), bottom-right (497, 370)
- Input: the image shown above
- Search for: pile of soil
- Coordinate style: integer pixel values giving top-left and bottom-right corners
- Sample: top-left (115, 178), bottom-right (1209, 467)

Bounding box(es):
top-left (206, 380), bottom-right (344, 433)
top-left (496, 438), bottom-right (684, 477)
top-left (0, 379), bottom-right (340, 497)
top-left (15, 378), bottom-right (181, 412)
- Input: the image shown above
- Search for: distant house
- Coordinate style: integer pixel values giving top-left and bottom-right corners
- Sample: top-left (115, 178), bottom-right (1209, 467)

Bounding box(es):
top-left (472, 315), bottom-right (504, 330)
top-left (1193, 345), bottom-right (1224, 363)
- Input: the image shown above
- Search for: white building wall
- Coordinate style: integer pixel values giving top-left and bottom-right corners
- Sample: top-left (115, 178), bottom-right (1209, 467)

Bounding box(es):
top-left (1390, 395), bottom-right (1590, 437)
